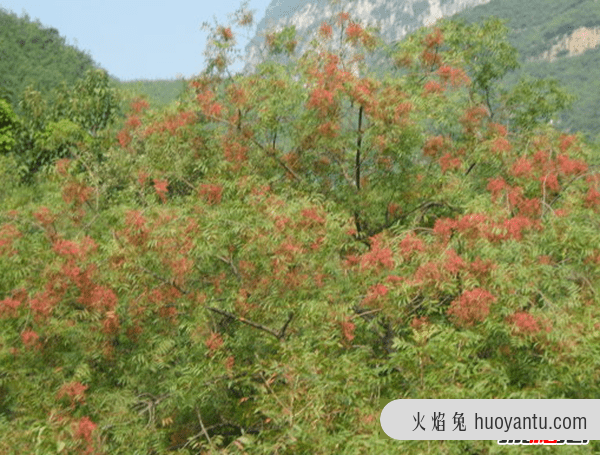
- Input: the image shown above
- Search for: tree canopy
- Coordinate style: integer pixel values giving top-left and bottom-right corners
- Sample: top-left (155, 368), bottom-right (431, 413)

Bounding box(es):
top-left (0, 5), bottom-right (599, 454)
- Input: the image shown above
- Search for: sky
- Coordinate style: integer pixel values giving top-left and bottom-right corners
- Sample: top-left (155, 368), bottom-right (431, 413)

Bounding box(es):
top-left (1, 0), bottom-right (272, 81)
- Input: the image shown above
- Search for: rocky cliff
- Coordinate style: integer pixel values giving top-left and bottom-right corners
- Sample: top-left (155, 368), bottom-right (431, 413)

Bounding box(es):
top-left (243, 0), bottom-right (493, 73)
top-left (532, 25), bottom-right (600, 62)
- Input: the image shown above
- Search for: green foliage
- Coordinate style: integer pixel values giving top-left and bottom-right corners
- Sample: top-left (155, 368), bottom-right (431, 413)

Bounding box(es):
top-left (0, 7), bottom-right (99, 111)
top-left (68, 69), bottom-right (121, 135)
top-left (11, 69), bottom-right (120, 182)
top-left (2, 7), bottom-right (600, 455)
top-left (266, 25), bottom-right (298, 56)
top-left (443, 18), bottom-right (520, 102)
top-left (0, 99), bottom-right (17, 154)
top-left (500, 75), bottom-right (576, 131)
top-left (116, 78), bottom-right (188, 108)
top-left (33, 119), bottom-right (87, 167)
top-left (452, 0), bottom-right (600, 141)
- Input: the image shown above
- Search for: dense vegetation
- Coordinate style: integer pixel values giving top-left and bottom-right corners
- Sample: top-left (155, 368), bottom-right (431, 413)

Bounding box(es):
top-left (0, 8), bottom-right (99, 110)
top-left (0, 8), bottom-right (184, 117)
top-left (454, 0), bottom-right (600, 141)
top-left (1, 2), bottom-right (599, 454)
top-left (117, 78), bottom-right (189, 108)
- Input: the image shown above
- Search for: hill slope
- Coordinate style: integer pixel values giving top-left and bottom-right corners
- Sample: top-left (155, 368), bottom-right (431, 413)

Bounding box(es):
top-left (0, 8), bottom-right (102, 109)
top-left (241, 0), bottom-right (600, 141)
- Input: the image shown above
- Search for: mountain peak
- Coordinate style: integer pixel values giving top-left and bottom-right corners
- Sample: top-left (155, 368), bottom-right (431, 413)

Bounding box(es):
top-left (244, 0), bottom-right (493, 72)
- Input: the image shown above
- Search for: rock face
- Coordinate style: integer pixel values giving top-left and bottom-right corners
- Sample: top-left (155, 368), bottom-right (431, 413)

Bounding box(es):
top-left (533, 26), bottom-right (600, 62)
top-left (243, 0), bottom-right (493, 73)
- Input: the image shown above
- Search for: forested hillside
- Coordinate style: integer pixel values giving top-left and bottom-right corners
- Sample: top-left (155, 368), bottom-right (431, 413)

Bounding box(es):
top-left (0, 8), bottom-right (100, 110)
top-left (453, 0), bottom-right (600, 143)
top-left (0, 8), bottom-right (185, 114)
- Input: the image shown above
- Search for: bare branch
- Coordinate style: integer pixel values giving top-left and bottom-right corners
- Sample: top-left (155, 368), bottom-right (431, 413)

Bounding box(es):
top-left (206, 306), bottom-right (293, 340)
top-left (217, 254), bottom-right (241, 281)
top-left (196, 406), bottom-right (214, 449)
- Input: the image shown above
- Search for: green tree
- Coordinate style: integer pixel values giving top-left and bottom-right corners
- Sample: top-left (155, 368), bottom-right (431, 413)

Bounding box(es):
top-left (68, 68), bottom-right (121, 136)
top-left (0, 7), bottom-right (599, 455)
top-left (11, 69), bottom-right (121, 182)
top-left (0, 98), bottom-right (17, 154)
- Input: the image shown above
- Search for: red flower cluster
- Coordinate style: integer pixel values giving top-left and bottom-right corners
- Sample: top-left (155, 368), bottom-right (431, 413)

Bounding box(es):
top-left (362, 283), bottom-right (389, 307)
top-left (460, 105), bottom-right (488, 133)
top-left (82, 285), bottom-right (118, 312)
top-left (486, 177), bottom-right (508, 202)
top-left (153, 178), bottom-right (169, 203)
top-left (434, 210), bottom-right (541, 244)
top-left (436, 66), bottom-right (470, 87)
top-left (488, 122), bottom-right (507, 137)
top-left (219, 26), bottom-right (234, 41)
top-left (28, 281), bottom-right (68, 321)
top-left (502, 216), bottom-right (539, 241)
top-left (319, 22), bottom-right (333, 39)
top-left (0, 297), bottom-right (21, 318)
top-left (199, 183), bottom-right (223, 205)
top-left (585, 186), bottom-right (600, 207)
top-left (337, 12), bottom-right (350, 25)
top-left (439, 153), bottom-right (462, 173)
top-left (116, 128), bottom-right (132, 148)
top-left (447, 288), bottom-right (496, 327)
top-left (307, 87), bottom-right (335, 117)
top-left (360, 234), bottom-right (395, 271)
top-left (490, 137), bottom-right (511, 155)
top-left (55, 158), bottom-right (72, 176)
top-left (558, 134), bottom-right (577, 153)
top-left (123, 210), bottom-right (149, 246)
top-left (73, 416), bottom-right (97, 443)
top-left (226, 84), bottom-right (247, 107)
top-left (57, 381), bottom-right (88, 408)
top-left (518, 197), bottom-right (542, 217)
top-left (399, 231), bottom-right (425, 260)
top-left (301, 207), bottom-right (326, 226)
top-left (125, 115), bottom-right (142, 129)
top-left (510, 157), bottom-right (533, 178)
top-left (196, 89), bottom-right (222, 118)
top-left (144, 110), bottom-right (197, 137)
top-left (62, 181), bottom-right (93, 206)
top-left (33, 206), bottom-right (57, 227)
top-left (167, 257), bottom-right (193, 287)
top-left (507, 311), bottom-right (550, 336)
top-left (394, 102), bottom-right (413, 123)
top-left (21, 328), bottom-right (40, 348)
top-left (411, 316), bottom-right (429, 330)
top-left (317, 120), bottom-right (340, 138)
top-left (0, 223), bottom-right (21, 257)
top-left (423, 28), bottom-right (443, 49)
top-left (345, 22), bottom-right (363, 42)
top-left (205, 331), bottom-right (224, 354)
top-left (341, 317), bottom-right (356, 342)
top-left (556, 153), bottom-right (588, 176)
top-left (222, 137), bottom-right (248, 167)
top-left (130, 97), bottom-right (150, 114)
top-left (423, 135), bottom-right (446, 158)
top-left (539, 173), bottom-right (560, 192)
top-left (444, 248), bottom-right (466, 275)
top-left (53, 236), bottom-right (97, 261)
top-left (421, 49), bottom-right (442, 67)
top-left (423, 80), bottom-right (444, 96)
top-left (412, 260), bottom-right (443, 285)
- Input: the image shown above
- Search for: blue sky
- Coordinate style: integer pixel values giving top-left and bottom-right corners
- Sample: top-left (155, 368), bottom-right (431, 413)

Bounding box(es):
top-left (1, 0), bottom-right (272, 81)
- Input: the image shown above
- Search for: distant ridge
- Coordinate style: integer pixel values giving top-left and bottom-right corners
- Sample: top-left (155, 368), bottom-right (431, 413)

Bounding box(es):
top-left (243, 0), bottom-right (493, 74)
